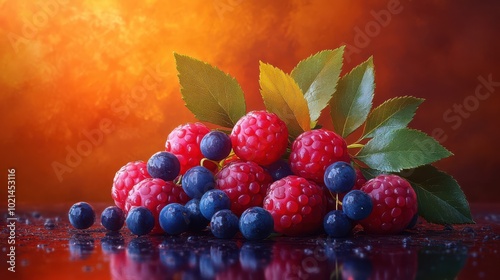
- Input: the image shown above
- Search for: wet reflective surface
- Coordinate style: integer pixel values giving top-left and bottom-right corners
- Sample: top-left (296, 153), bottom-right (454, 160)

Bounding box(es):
top-left (1, 203), bottom-right (500, 279)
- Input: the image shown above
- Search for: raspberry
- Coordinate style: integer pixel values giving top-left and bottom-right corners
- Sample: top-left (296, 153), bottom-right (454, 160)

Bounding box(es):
top-left (289, 129), bottom-right (350, 184)
top-left (111, 161), bottom-right (151, 211)
top-left (263, 175), bottom-right (326, 236)
top-left (165, 122), bottom-right (210, 174)
top-left (360, 174), bottom-right (418, 234)
top-left (125, 178), bottom-right (190, 233)
top-left (230, 111), bottom-right (288, 166)
top-left (216, 161), bottom-right (272, 216)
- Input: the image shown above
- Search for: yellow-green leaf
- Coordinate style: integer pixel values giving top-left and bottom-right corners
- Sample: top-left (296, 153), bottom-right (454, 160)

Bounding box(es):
top-left (174, 53), bottom-right (246, 128)
top-left (259, 62), bottom-right (311, 137)
top-left (331, 57), bottom-right (375, 138)
top-left (291, 47), bottom-right (344, 127)
top-left (362, 96), bottom-right (424, 139)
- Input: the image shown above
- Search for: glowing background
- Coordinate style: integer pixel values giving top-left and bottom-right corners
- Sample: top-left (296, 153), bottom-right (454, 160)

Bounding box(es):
top-left (1, 0), bottom-right (499, 206)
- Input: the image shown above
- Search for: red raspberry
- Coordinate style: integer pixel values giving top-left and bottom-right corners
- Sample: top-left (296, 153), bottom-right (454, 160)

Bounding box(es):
top-left (125, 178), bottom-right (190, 233)
top-left (360, 174), bottom-right (418, 234)
top-left (216, 161), bottom-right (272, 216)
top-left (263, 175), bottom-right (326, 236)
top-left (230, 111), bottom-right (288, 166)
top-left (111, 161), bottom-right (151, 211)
top-left (165, 122), bottom-right (210, 174)
top-left (289, 129), bottom-right (350, 184)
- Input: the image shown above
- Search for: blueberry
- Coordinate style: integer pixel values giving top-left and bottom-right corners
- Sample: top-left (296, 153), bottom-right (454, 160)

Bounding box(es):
top-left (147, 151), bottom-right (180, 181)
top-left (200, 130), bottom-right (232, 161)
top-left (185, 199), bottom-right (210, 231)
top-left (182, 166), bottom-right (216, 199)
top-left (324, 161), bottom-right (356, 193)
top-left (159, 203), bottom-right (191, 235)
top-left (199, 189), bottom-right (231, 220)
top-left (210, 210), bottom-right (239, 239)
top-left (100, 206), bottom-right (125, 231)
top-left (239, 207), bottom-right (274, 240)
top-left (126, 206), bottom-right (155, 236)
top-left (342, 190), bottom-right (373, 221)
top-left (264, 159), bottom-right (293, 181)
top-left (68, 202), bottom-right (95, 230)
top-left (323, 210), bottom-right (353, 238)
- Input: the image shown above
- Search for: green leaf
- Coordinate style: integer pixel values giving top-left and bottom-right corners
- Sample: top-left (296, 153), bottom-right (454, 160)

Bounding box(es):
top-left (401, 165), bottom-right (474, 224)
top-left (291, 47), bottom-right (344, 127)
top-left (259, 62), bottom-right (311, 137)
top-left (356, 128), bottom-right (453, 172)
top-left (362, 96), bottom-right (424, 139)
top-left (330, 56), bottom-right (375, 138)
top-left (174, 53), bottom-right (246, 128)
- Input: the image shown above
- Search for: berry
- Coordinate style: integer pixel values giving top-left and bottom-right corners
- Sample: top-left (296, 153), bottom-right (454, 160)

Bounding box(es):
top-left (342, 190), bottom-right (373, 221)
top-left (324, 161), bottom-right (356, 193)
top-left (230, 111), bottom-right (288, 165)
top-left (199, 189), bottom-right (231, 220)
top-left (159, 203), bottom-right (191, 235)
top-left (185, 198), bottom-right (210, 231)
top-left (289, 129), bottom-right (350, 183)
top-left (239, 207), bottom-right (274, 240)
top-left (125, 178), bottom-right (190, 233)
top-left (165, 122), bottom-right (210, 174)
top-left (216, 161), bottom-right (272, 216)
top-left (360, 174), bottom-right (418, 234)
top-left (147, 151), bottom-right (180, 181)
top-left (263, 175), bottom-right (326, 236)
top-left (323, 210), bottom-right (353, 238)
top-left (200, 130), bottom-right (232, 161)
top-left (182, 166), bottom-right (216, 199)
top-left (101, 206), bottom-right (125, 231)
top-left (126, 206), bottom-right (155, 236)
top-left (111, 161), bottom-right (151, 211)
top-left (263, 159), bottom-right (293, 181)
top-left (210, 209), bottom-right (239, 239)
top-left (68, 202), bottom-right (96, 229)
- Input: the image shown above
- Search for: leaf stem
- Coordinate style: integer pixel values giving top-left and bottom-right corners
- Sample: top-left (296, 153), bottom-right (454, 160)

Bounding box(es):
top-left (347, 143), bottom-right (365, 149)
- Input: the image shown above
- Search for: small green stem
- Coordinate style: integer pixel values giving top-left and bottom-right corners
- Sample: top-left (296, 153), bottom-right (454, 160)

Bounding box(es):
top-left (347, 143), bottom-right (365, 149)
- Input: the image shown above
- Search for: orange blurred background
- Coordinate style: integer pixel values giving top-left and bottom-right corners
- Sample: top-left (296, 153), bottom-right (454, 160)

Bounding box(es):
top-left (1, 0), bottom-right (499, 207)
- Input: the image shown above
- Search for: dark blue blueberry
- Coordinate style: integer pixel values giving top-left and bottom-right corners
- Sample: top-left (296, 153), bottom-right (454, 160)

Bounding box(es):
top-left (44, 218), bottom-right (56, 230)
top-left (239, 207), bottom-right (274, 240)
top-left (342, 190), bottom-right (373, 221)
top-left (147, 151), bottom-right (180, 181)
top-left (100, 206), bottom-right (125, 231)
top-left (210, 210), bottom-right (239, 239)
top-left (126, 206), bottom-right (155, 236)
top-left (264, 159), bottom-right (293, 181)
top-left (185, 199), bottom-right (210, 231)
top-left (200, 130), bottom-right (232, 161)
top-left (324, 161), bottom-right (356, 193)
top-left (68, 202), bottom-right (95, 229)
top-left (159, 203), bottom-right (191, 235)
top-left (182, 166), bottom-right (216, 199)
top-left (69, 233), bottom-right (95, 260)
top-left (199, 189), bottom-right (231, 220)
top-left (323, 210), bottom-right (353, 238)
